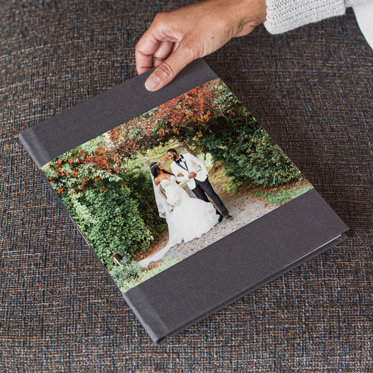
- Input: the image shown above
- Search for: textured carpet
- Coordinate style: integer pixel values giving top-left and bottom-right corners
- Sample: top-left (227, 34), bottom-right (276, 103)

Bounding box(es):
top-left (1, 1), bottom-right (372, 371)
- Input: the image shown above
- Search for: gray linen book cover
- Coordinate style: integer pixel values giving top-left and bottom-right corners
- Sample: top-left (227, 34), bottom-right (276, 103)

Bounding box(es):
top-left (19, 58), bottom-right (349, 344)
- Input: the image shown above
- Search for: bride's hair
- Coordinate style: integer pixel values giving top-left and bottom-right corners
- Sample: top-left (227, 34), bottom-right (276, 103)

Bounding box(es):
top-left (150, 162), bottom-right (173, 178)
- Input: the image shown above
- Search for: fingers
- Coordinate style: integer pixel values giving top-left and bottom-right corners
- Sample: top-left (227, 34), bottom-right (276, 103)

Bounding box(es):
top-left (135, 28), bottom-right (161, 74)
top-left (136, 11), bottom-right (179, 74)
top-left (144, 42), bottom-right (195, 91)
top-left (136, 0), bottom-right (265, 90)
top-left (153, 41), bottom-right (174, 67)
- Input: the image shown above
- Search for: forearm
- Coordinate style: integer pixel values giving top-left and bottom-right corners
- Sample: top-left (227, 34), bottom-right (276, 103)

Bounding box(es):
top-left (264, 0), bottom-right (365, 34)
top-left (176, 174), bottom-right (189, 182)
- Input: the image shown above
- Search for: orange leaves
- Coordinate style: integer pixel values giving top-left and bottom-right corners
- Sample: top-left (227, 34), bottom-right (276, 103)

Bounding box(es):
top-left (55, 186), bottom-right (65, 196)
top-left (97, 78), bottom-right (226, 157)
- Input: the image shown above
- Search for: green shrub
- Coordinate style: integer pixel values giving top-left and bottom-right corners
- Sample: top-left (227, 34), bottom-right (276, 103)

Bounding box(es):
top-left (82, 183), bottom-right (153, 269)
top-left (60, 180), bottom-right (153, 270)
top-left (185, 108), bottom-right (303, 188)
top-left (109, 261), bottom-right (142, 288)
top-left (120, 167), bottom-right (166, 237)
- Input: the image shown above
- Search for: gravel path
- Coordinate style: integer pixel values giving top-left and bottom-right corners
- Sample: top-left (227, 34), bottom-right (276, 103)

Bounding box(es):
top-left (139, 192), bottom-right (279, 266)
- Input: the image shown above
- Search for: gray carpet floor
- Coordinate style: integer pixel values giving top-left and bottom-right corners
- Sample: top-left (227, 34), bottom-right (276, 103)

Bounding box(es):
top-left (1, 1), bottom-right (371, 371)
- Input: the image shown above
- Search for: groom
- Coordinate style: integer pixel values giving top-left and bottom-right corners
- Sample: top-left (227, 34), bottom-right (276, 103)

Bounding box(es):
top-left (166, 148), bottom-right (232, 220)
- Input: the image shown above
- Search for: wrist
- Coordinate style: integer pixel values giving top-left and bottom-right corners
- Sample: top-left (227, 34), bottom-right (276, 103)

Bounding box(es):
top-left (227, 0), bottom-right (267, 35)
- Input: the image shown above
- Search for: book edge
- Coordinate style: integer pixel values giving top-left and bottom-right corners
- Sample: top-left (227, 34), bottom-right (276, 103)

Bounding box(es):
top-left (151, 232), bottom-right (348, 345)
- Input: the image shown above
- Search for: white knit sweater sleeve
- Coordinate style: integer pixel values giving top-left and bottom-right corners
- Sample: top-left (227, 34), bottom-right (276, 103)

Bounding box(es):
top-left (264, 0), bottom-right (365, 34)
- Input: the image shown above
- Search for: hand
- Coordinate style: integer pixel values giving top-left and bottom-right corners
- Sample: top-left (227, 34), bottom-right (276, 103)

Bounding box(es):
top-left (177, 173), bottom-right (184, 177)
top-left (136, 0), bottom-right (266, 91)
top-left (188, 172), bottom-right (197, 179)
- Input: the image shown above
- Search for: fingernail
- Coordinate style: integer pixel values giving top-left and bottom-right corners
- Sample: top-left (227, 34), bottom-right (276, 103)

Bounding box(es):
top-left (145, 74), bottom-right (161, 91)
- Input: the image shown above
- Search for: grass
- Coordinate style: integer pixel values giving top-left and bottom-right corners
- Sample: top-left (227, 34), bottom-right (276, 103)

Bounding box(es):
top-left (208, 163), bottom-right (313, 205)
top-left (249, 179), bottom-right (314, 205)
top-left (208, 162), bottom-right (239, 195)
top-left (117, 257), bottom-right (182, 292)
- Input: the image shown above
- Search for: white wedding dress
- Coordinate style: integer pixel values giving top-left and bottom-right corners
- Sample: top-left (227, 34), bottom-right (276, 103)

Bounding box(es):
top-left (138, 175), bottom-right (220, 267)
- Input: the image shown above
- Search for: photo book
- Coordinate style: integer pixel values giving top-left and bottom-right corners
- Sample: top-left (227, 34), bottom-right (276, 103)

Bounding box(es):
top-left (19, 58), bottom-right (349, 344)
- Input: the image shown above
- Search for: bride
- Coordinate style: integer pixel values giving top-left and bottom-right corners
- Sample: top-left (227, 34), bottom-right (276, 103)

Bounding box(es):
top-left (138, 162), bottom-right (220, 267)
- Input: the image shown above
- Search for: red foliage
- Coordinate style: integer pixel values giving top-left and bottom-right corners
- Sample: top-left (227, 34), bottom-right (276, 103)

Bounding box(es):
top-left (107, 78), bottom-right (224, 157)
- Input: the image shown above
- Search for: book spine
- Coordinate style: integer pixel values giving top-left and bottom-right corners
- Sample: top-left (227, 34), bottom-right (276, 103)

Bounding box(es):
top-left (19, 129), bottom-right (49, 169)
top-left (123, 288), bottom-right (170, 344)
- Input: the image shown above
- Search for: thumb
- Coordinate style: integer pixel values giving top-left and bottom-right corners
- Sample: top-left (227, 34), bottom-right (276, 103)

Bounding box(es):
top-left (145, 43), bottom-right (195, 91)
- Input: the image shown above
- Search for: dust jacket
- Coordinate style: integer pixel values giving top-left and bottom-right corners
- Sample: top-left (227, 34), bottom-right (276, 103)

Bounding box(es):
top-left (19, 58), bottom-right (349, 344)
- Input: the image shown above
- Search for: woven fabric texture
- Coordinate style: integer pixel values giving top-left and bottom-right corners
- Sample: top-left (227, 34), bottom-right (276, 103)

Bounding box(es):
top-left (0, 1), bottom-right (372, 371)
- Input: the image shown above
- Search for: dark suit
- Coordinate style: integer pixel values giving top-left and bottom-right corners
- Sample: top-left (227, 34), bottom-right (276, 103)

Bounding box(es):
top-left (192, 178), bottom-right (229, 217)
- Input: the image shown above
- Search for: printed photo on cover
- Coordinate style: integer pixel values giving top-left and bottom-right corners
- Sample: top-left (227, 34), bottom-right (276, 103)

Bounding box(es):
top-left (41, 78), bottom-right (314, 292)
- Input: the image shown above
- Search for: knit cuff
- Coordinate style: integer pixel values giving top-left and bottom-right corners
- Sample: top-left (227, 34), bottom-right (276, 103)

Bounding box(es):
top-left (264, 0), bottom-right (347, 34)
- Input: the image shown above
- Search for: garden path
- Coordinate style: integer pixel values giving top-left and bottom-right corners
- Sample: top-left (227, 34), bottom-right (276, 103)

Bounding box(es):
top-left (140, 191), bottom-right (279, 267)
